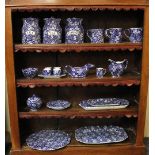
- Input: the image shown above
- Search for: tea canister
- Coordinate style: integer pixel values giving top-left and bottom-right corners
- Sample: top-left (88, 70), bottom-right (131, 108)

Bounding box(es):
top-left (22, 18), bottom-right (41, 44)
top-left (26, 94), bottom-right (43, 111)
top-left (43, 17), bottom-right (62, 44)
top-left (65, 18), bottom-right (84, 44)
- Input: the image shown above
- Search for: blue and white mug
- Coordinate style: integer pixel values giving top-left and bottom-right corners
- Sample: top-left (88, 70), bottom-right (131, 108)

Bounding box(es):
top-left (96, 68), bottom-right (106, 78)
top-left (87, 29), bottom-right (104, 43)
top-left (124, 28), bottom-right (143, 43)
top-left (105, 28), bottom-right (123, 43)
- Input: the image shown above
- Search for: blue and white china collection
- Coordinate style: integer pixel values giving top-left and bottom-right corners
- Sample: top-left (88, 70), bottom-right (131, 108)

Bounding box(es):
top-left (105, 28), bottom-right (123, 43)
top-left (43, 17), bottom-right (62, 44)
top-left (108, 59), bottom-right (128, 78)
top-left (87, 29), bottom-right (104, 43)
top-left (22, 67), bottom-right (38, 79)
top-left (96, 68), bottom-right (106, 78)
top-left (124, 28), bottom-right (143, 43)
top-left (22, 17), bottom-right (143, 44)
top-left (22, 18), bottom-right (41, 44)
top-left (22, 59), bottom-right (128, 79)
top-left (26, 94), bottom-right (43, 111)
top-left (26, 126), bottom-right (128, 150)
top-left (65, 18), bottom-right (84, 44)
top-left (65, 63), bottom-right (95, 78)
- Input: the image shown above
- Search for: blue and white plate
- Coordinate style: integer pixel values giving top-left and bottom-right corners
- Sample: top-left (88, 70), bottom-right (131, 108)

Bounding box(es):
top-left (79, 98), bottom-right (129, 110)
top-left (26, 130), bottom-right (71, 151)
top-left (46, 100), bottom-right (71, 110)
top-left (75, 126), bottom-right (128, 144)
top-left (38, 74), bottom-right (66, 79)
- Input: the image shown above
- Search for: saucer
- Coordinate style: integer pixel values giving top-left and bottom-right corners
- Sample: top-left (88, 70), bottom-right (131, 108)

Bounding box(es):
top-left (38, 74), bottom-right (66, 78)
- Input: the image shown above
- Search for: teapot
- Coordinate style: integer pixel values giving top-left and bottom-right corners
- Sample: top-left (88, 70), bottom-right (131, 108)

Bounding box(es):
top-left (65, 63), bottom-right (95, 78)
top-left (108, 59), bottom-right (128, 77)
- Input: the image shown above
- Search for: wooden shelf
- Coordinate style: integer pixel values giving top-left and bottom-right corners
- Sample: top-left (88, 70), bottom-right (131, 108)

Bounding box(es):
top-left (19, 101), bottom-right (138, 119)
top-left (18, 128), bottom-right (135, 155)
top-left (16, 74), bottom-right (140, 88)
top-left (15, 43), bottom-right (142, 53)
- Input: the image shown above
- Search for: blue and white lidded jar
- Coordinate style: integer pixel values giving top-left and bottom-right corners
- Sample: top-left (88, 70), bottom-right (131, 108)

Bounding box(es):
top-left (22, 18), bottom-right (41, 44)
top-left (26, 94), bottom-right (43, 111)
top-left (65, 18), bottom-right (84, 44)
top-left (43, 17), bottom-right (62, 44)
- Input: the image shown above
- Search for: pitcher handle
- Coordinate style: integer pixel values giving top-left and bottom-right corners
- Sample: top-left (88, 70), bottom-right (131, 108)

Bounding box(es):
top-left (105, 29), bottom-right (111, 38)
top-left (124, 29), bottom-right (130, 39)
top-left (123, 59), bottom-right (128, 70)
top-left (87, 30), bottom-right (92, 40)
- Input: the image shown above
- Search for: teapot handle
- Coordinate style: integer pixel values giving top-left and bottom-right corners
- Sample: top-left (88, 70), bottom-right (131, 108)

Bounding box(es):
top-left (123, 59), bottom-right (128, 69)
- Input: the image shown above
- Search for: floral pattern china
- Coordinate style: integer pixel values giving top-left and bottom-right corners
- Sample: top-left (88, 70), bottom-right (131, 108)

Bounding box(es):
top-left (46, 100), bottom-right (71, 110)
top-left (26, 130), bottom-right (71, 151)
top-left (75, 126), bottom-right (128, 144)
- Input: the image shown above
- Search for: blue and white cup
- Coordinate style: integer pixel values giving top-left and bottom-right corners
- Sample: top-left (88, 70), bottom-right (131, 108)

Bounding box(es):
top-left (96, 68), bottom-right (106, 78)
top-left (105, 28), bottom-right (123, 43)
top-left (42, 67), bottom-right (52, 76)
top-left (124, 28), bottom-right (143, 43)
top-left (53, 67), bottom-right (61, 76)
top-left (87, 29), bottom-right (104, 43)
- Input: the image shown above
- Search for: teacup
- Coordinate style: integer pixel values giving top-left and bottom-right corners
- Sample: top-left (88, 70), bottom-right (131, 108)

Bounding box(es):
top-left (96, 68), bottom-right (106, 78)
top-left (53, 67), bottom-right (61, 76)
top-left (42, 67), bottom-right (52, 76)
top-left (87, 29), bottom-right (104, 43)
top-left (105, 28), bottom-right (123, 43)
top-left (124, 28), bottom-right (143, 43)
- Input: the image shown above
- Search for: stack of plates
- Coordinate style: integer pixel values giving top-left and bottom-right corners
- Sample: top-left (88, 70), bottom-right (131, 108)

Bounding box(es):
top-left (79, 98), bottom-right (129, 110)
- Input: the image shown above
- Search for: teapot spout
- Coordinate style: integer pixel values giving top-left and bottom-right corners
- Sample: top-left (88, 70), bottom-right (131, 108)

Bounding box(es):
top-left (108, 59), bottom-right (114, 63)
top-left (84, 63), bottom-right (95, 69)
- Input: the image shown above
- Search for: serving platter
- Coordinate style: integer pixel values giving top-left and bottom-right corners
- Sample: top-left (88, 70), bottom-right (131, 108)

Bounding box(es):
top-left (75, 126), bottom-right (128, 144)
top-left (38, 74), bottom-right (66, 78)
top-left (79, 98), bottom-right (129, 110)
top-left (26, 130), bottom-right (71, 151)
top-left (46, 100), bottom-right (71, 110)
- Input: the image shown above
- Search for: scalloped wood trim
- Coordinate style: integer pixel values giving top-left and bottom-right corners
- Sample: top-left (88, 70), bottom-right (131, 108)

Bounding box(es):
top-left (11, 6), bottom-right (145, 12)
top-left (15, 43), bottom-right (142, 53)
top-left (16, 76), bottom-right (140, 88)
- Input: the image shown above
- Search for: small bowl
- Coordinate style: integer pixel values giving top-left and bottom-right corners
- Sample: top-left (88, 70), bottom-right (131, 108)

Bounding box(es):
top-left (22, 67), bottom-right (38, 79)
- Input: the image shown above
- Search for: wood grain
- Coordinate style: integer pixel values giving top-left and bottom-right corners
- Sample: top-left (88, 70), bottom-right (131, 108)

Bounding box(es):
top-left (16, 74), bottom-right (141, 87)
top-left (15, 43), bottom-right (142, 53)
top-left (19, 101), bottom-right (138, 119)
top-left (5, 7), bottom-right (21, 149)
top-left (6, 0), bottom-right (148, 7)
top-left (136, 6), bottom-right (149, 145)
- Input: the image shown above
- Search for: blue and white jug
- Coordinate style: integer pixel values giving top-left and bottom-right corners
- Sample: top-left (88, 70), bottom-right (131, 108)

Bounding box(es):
top-left (22, 18), bottom-right (41, 44)
top-left (65, 18), bottom-right (84, 44)
top-left (43, 17), bottom-right (62, 44)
